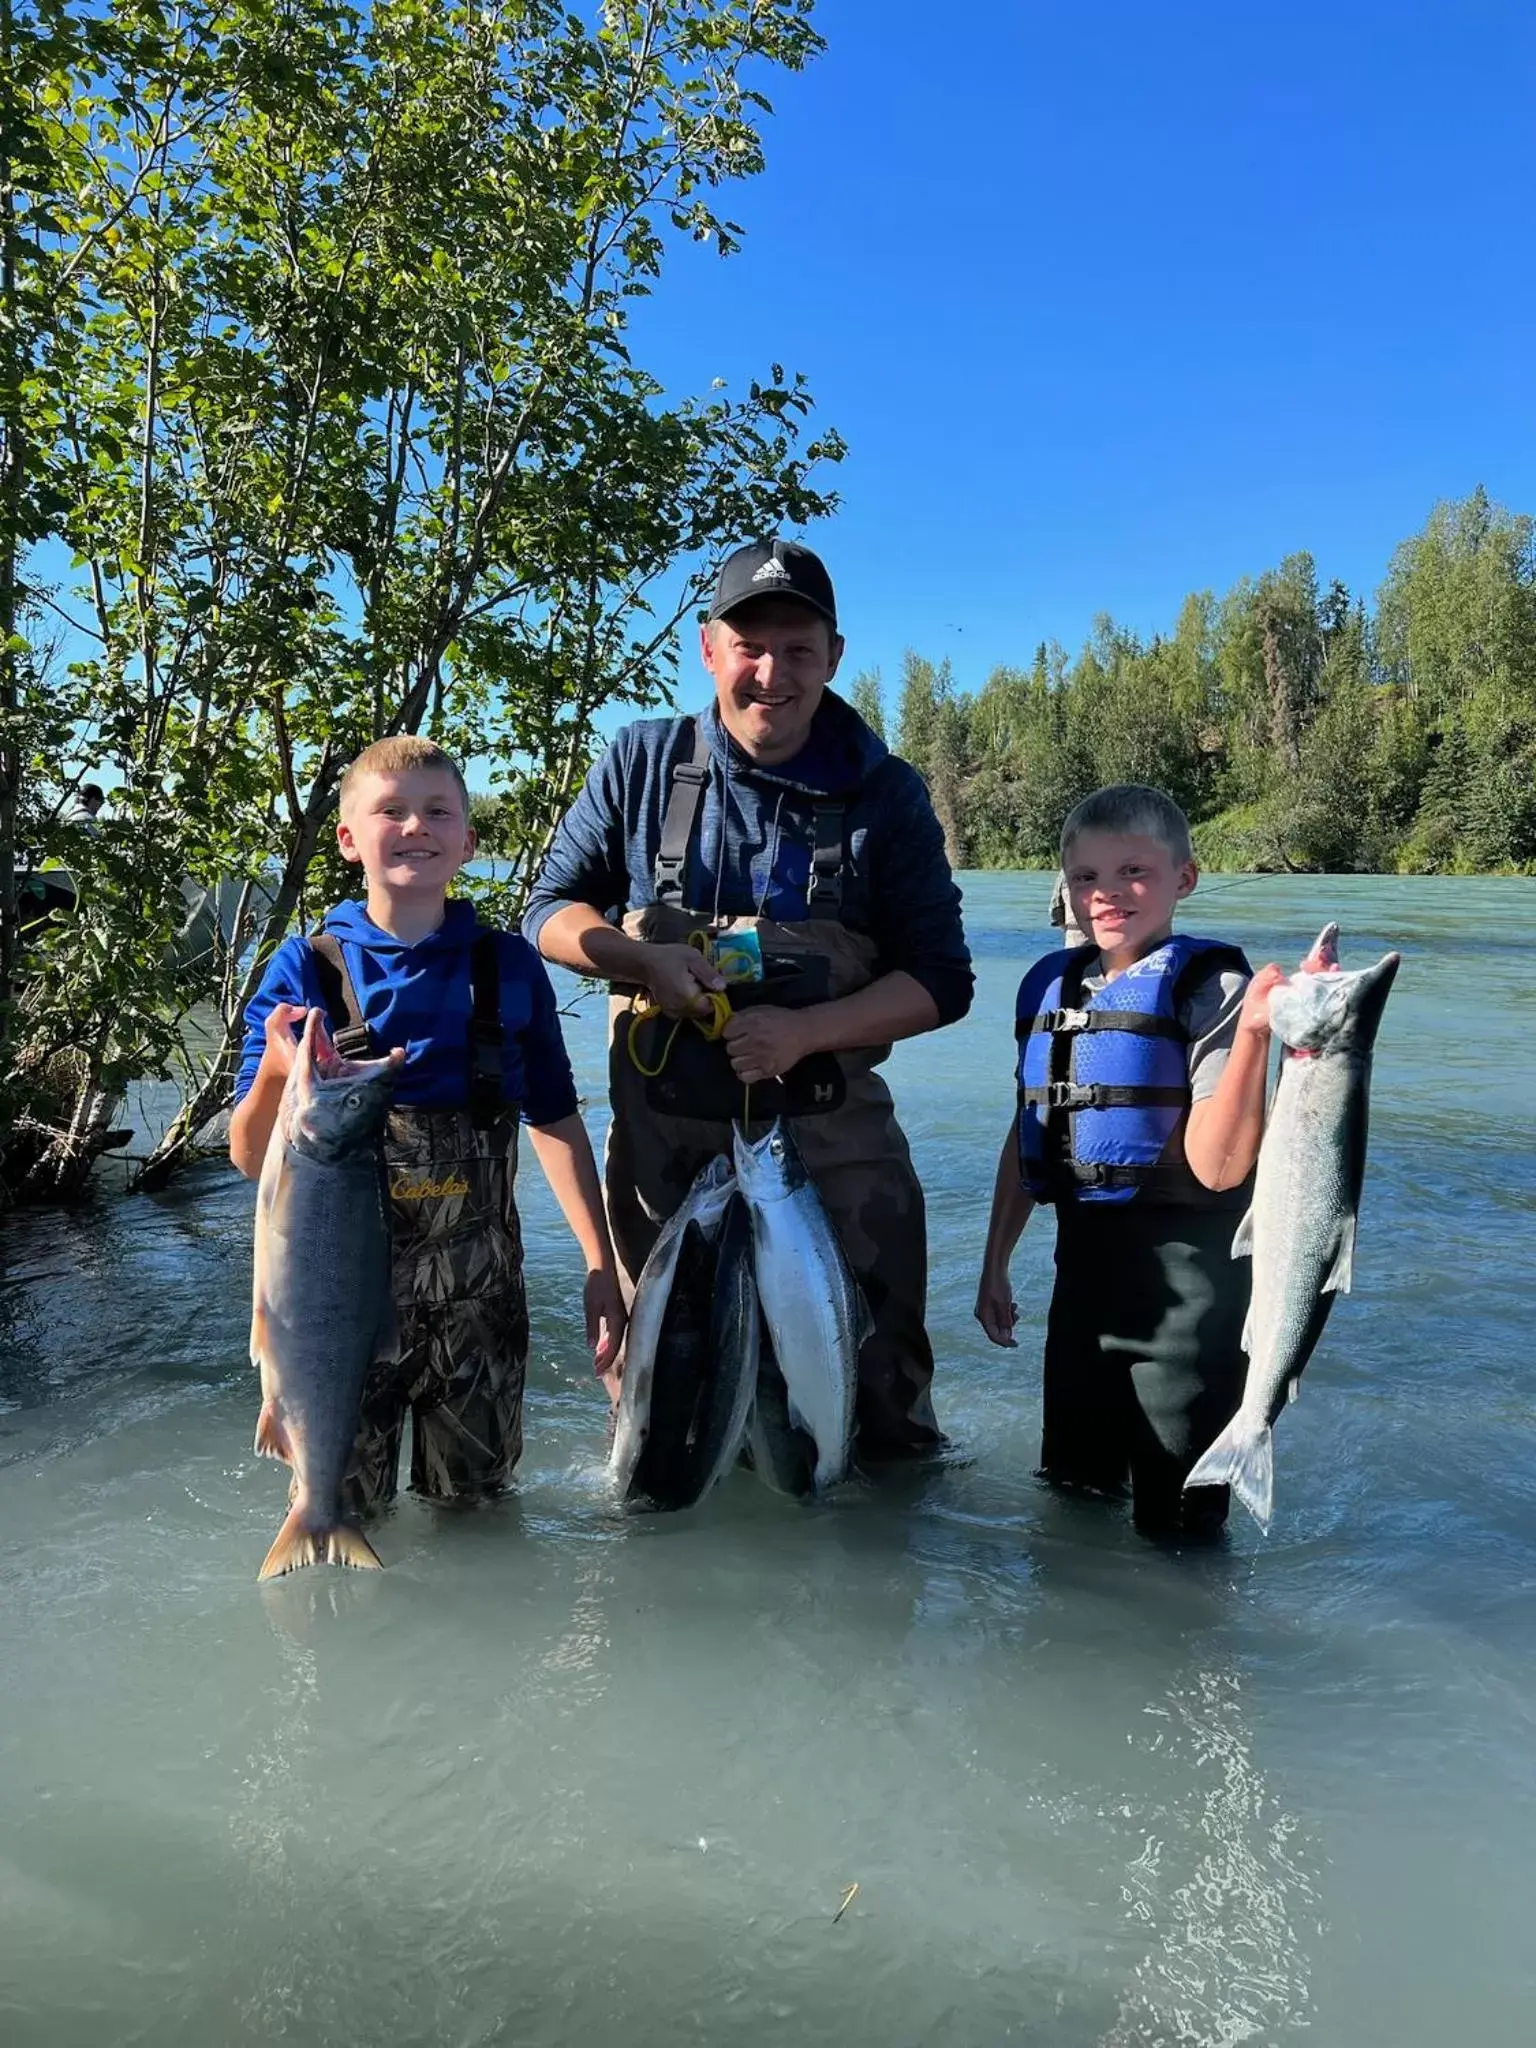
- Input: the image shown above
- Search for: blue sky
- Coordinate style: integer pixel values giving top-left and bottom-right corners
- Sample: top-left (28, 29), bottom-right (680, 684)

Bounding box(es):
top-left (634, 0), bottom-right (1536, 715)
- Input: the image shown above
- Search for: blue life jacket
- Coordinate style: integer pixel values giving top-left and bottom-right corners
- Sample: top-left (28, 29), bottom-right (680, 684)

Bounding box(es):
top-left (1015, 935), bottom-right (1251, 1207)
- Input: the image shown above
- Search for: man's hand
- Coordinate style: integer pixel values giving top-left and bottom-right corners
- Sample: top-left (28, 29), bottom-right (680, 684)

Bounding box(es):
top-left (644, 942), bottom-right (726, 1020)
top-left (263, 1002), bottom-right (309, 1078)
top-left (585, 1266), bottom-right (627, 1380)
top-left (722, 1005), bottom-right (813, 1086)
top-left (1238, 962), bottom-right (1287, 1038)
top-left (974, 1264), bottom-right (1020, 1348)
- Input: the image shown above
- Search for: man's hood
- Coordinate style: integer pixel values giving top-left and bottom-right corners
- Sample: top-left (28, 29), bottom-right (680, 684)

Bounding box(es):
top-left (700, 689), bottom-right (887, 799)
top-left (320, 896), bottom-right (480, 955)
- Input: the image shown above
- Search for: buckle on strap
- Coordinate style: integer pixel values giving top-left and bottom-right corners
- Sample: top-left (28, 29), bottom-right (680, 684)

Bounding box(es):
top-left (1042, 1006), bottom-right (1091, 1033)
top-left (1047, 1080), bottom-right (1101, 1110)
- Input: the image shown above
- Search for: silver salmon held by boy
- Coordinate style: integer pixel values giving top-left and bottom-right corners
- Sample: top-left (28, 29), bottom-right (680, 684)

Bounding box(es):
top-left (1184, 924), bottom-right (1400, 1529)
top-left (250, 1011), bottom-right (402, 1580)
top-left (610, 1154), bottom-right (736, 1503)
top-left (732, 1119), bottom-right (865, 1492)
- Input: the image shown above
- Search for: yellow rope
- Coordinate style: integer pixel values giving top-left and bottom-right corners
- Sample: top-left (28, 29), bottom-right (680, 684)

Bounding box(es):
top-left (624, 929), bottom-right (758, 1131)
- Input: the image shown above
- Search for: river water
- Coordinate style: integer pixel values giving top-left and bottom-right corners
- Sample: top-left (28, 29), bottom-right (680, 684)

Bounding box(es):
top-left (1, 874), bottom-right (1532, 2048)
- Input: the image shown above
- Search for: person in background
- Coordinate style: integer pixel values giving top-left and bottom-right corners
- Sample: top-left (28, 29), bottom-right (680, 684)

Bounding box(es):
top-left (64, 783), bottom-right (105, 830)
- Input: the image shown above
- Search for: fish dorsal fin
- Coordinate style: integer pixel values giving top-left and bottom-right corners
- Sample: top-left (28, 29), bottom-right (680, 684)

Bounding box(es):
top-left (1323, 1213), bottom-right (1357, 1295)
top-left (1231, 1207), bottom-right (1256, 1260)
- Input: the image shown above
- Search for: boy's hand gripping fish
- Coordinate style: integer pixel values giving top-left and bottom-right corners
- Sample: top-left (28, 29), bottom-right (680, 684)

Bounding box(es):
top-left (250, 1011), bottom-right (403, 1580)
top-left (1184, 923), bottom-right (1400, 1530)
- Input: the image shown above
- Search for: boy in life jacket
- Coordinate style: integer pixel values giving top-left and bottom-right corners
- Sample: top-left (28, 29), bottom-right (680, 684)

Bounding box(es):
top-left (229, 738), bottom-right (625, 1515)
top-left (974, 784), bottom-right (1285, 1537)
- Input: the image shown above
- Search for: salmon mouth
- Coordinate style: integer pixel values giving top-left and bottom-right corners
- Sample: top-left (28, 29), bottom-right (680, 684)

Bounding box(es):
top-left (1300, 921), bottom-right (1341, 974)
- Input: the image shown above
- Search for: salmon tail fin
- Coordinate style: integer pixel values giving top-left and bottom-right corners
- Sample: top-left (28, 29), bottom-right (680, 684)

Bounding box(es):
top-left (1184, 1419), bottom-right (1274, 1531)
top-left (326, 1524), bottom-right (383, 1572)
top-left (258, 1505), bottom-right (324, 1581)
top-left (258, 1509), bottom-right (383, 1580)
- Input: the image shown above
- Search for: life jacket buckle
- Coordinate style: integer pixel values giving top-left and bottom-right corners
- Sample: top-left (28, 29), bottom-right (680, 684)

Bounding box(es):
top-left (1047, 1080), bottom-right (1102, 1110)
top-left (1043, 1005), bottom-right (1091, 1034)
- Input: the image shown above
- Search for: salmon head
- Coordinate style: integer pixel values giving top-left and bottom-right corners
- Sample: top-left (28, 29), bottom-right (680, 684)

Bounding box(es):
top-left (278, 1010), bottom-right (403, 1162)
top-left (1270, 948), bottom-right (1401, 1059)
top-left (731, 1118), bottom-right (810, 1205)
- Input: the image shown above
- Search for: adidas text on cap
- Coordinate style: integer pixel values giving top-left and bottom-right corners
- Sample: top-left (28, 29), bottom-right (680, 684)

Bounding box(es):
top-left (707, 538), bottom-right (838, 630)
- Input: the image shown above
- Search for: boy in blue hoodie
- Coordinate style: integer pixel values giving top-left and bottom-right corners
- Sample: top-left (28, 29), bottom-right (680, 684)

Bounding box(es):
top-left (230, 738), bottom-right (624, 1512)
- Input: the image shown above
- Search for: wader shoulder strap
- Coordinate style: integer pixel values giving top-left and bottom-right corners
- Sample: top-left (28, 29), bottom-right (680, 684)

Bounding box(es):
top-left (808, 801), bottom-right (845, 916)
top-left (653, 719), bottom-right (712, 906)
top-left (306, 934), bottom-right (375, 1060)
top-left (466, 931), bottom-right (511, 1129)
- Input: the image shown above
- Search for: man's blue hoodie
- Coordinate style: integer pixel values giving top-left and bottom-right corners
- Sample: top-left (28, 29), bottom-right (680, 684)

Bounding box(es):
top-left (235, 899), bottom-right (579, 1124)
top-left (522, 692), bottom-right (973, 1024)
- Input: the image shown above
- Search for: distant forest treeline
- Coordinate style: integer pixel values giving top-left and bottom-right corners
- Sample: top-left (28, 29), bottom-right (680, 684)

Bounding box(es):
top-left (850, 490), bottom-right (1536, 874)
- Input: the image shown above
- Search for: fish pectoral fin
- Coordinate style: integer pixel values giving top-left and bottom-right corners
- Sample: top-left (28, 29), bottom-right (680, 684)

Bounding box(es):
top-left (1323, 1213), bottom-right (1357, 1295)
top-left (253, 1398), bottom-right (293, 1464)
top-left (1240, 1307), bottom-right (1254, 1356)
top-left (1230, 1207), bottom-right (1256, 1260)
top-left (249, 1299), bottom-right (271, 1373)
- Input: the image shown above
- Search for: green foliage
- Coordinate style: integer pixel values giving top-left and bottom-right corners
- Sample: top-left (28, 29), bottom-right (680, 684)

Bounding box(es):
top-left (0, 0), bottom-right (843, 1199)
top-left (895, 492), bottom-right (1536, 878)
top-left (845, 667), bottom-right (884, 741)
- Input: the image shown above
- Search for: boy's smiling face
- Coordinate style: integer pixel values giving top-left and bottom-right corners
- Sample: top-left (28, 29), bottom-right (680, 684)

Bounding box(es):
top-left (337, 767), bottom-right (475, 896)
top-left (1063, 829), bottom-right (1197, 964)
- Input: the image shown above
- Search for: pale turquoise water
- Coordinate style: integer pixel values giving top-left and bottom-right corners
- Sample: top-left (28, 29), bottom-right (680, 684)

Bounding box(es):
top-left (1, 874), bottom-right (1533, 2047)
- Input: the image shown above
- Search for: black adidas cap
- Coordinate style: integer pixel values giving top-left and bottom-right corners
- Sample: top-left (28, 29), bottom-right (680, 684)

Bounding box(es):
top-left (707, 537), bottom-right (838, 631)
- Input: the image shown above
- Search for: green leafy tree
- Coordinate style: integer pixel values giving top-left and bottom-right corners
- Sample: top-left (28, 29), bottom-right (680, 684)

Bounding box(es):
top-left (846, 666), bottom-right (885, 739)
top-left (0, 0), bottom-right (844, 1201)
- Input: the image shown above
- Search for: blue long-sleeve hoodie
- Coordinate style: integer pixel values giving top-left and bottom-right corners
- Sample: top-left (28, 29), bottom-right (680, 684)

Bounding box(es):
top-left (522, 692), bottom-right (974, 1025)
top-left (235, 898), bottom-right (579, 1126)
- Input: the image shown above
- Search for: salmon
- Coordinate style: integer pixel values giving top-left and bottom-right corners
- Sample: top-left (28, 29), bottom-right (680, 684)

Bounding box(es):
top-left (1184, 926), bottom-right (1401, 1528)
top-left (249, 1010), bottom-right (402, 1580)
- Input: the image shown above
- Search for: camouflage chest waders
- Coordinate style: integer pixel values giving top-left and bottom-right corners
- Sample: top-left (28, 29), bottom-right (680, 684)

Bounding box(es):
top-left (309, 937), bottom-right (530, 1512)
top-left (604, 722), bottom-right (941, 1460)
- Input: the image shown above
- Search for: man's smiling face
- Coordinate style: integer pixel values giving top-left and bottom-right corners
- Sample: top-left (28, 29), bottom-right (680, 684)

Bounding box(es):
top-left (702, 597), bottom-right (844, 766)
top-left (336, 767), bottom-right (476, 893)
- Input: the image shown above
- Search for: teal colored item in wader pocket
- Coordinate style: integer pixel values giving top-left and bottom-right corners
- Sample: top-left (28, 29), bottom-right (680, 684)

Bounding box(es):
top-left (714, 928), bottom-right (764, 984)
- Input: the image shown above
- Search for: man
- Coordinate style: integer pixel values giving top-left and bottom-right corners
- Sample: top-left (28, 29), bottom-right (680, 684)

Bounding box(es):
top-left (523, 537), bottom-right (974, 1461)
top-left (64, 783), bottom-right (105, 830)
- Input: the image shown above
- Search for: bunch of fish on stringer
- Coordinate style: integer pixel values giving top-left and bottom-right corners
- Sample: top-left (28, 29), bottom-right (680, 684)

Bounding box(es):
top-left (1184, 921), bottom-right (1401, 1530)
top-left (609, 1120), bottom-right (870, 1511)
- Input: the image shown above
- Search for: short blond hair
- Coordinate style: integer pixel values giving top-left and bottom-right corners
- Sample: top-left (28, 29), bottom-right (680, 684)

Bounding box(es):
top-left (339, 736), bottom-right (469, 816)
top-left (1060, 783), bottom-right (1192, 866)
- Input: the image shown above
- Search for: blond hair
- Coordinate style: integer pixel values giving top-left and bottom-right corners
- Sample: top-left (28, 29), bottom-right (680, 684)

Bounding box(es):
top-left (338, 736), bottom-right (469, 816)
top-left (1060, 783), bottom-right (1193, 866)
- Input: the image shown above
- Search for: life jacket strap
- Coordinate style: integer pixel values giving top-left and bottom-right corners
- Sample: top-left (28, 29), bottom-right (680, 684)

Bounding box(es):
top-left (1061, 1159), bottom-right (1237, 1207)
top-left (1015, 1007), bottom-right (1185, 1041)
top-left (1019, 1081), bottom-right (1190, 1112)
